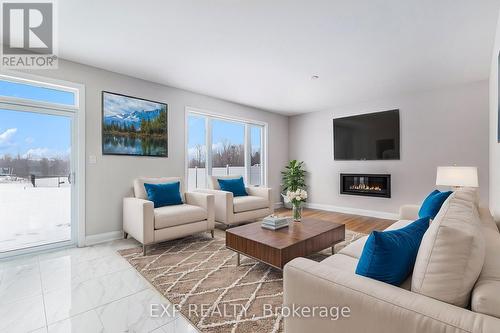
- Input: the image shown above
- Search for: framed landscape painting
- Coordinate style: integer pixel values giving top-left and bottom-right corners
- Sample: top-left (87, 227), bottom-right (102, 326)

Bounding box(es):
top-left (102, 92), bottom-right (168, 157)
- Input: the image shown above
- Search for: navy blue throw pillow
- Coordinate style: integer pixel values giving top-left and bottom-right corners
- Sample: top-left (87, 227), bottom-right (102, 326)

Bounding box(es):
top-left (418, 190), bottom-right (452, 219)
top-left (217, 177), bottom-right (248, 197)
top-left (143, 182), bottom-right (183, 208)
top-left (355, 217), bottom-right (431, 286)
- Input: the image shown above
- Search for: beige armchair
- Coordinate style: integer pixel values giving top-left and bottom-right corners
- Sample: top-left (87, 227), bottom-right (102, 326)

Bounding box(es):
top-left (197, 175), bottom-right (273, 227)
top-left (123, 177), bottom-right (215, 255)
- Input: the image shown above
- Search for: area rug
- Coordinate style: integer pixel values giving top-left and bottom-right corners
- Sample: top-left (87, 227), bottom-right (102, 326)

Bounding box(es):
top-left (119, 229), bottom-right (365, 333)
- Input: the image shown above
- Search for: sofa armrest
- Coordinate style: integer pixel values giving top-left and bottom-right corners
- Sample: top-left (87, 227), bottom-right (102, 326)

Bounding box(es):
top-left (399, 204), bottom-right (420, 220)
top-left (247, 186), bottom-right (273, 213)
top-left (185, 191), bottom-right (213, 210)
top-left (246, 186), bottom-right (271, 200)
top-left (195, 189), bottom-right (233, 224)
top-left (284, 257), bottom-right (500, 333)
top-left (185, 192), bottom-right (215, 229)
top-left (123, 197), bottom-right (154, 245)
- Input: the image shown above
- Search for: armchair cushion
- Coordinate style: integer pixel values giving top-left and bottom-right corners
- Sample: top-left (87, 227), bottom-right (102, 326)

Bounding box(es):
top-left (208, 175), bottom-right (242, 190)
top-left (217, 177), bottom-right (248, 197)
top-left (233, 195), bottom-right (269, 213)
top-left (144, 182), bottom-right (183, 208)
top-left (154, 204), bottom-right (207, 229)
top-left (134, 177), bottom-right (183, 199)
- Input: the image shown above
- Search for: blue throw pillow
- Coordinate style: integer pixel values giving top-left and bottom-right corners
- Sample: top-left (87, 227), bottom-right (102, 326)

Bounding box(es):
top-left (355, 217), bottom-right (430, 286)
top-left (418, 190), bottom-right (453, 219)
top-left (217, 177), bottom-right (248, 197)
top-left (143, 182), bottom-right (183, 208)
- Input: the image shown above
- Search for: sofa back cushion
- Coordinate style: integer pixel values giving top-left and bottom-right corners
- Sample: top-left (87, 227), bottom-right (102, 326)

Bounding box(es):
top-left (134, 177), bottom-right (183, 200)
top-left (411, 190), bottom-right (485, 307)
top-left (471, 223), bottom-right (500, 318)
top-left (208, 175), bottom-right (243, 190)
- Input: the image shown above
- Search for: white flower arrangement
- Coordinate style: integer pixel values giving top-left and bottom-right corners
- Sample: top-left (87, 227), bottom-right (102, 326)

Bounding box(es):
top-left (286, 189), bottom-right (308, 204)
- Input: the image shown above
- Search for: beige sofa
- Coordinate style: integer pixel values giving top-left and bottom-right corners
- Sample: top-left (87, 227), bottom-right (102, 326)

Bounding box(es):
top-left (123, 177), bottom-right (215, 255)
top-left (284, 190), bottom-right (500, 333)
top-left (197, 175), bottom-right (273, 227)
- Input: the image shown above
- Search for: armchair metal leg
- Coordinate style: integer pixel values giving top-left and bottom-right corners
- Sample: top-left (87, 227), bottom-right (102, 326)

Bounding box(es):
top-left (210, 230), bottom-right (214, 238)
top-left (143, 245), bottom-right (147, 256)
top-left (123, 231), bottom-right (128, 239)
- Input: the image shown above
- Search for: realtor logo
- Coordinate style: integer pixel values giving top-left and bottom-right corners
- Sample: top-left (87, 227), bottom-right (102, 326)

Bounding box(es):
top-left (1, 0), bottom-right (58, 68)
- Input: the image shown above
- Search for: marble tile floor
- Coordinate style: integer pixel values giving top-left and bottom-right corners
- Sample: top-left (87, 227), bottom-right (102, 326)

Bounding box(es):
top-left (0, 238), bottom-right (200, 333)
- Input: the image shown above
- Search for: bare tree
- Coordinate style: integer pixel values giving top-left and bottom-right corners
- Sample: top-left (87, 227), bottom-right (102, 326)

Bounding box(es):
top-left (188, 144), bottom-right (206, 168)
top-left (0, 154), bottom-right (69, 178)
top-left (212, 140), bottom-right (244, 167)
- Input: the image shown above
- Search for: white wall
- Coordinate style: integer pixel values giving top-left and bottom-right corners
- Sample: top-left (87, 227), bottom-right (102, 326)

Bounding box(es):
top-left (289, 81), bottom-right (489, 217)
top-left (27, 60), bottom-right (288, 236)
top-left (489, 11), bottom-right (500, 222)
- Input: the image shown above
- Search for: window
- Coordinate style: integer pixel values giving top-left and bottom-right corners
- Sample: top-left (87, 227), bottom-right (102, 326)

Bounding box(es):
top-left (187, 115), bottom-right (207, 188)
top-left (249, 125), bottom-right (263, 186)
top-left (0, 78), bottom-right (76, 106)
top-left (186, 110), bottom-right (266, 191)
top-left (211, 119), bottom-right (245, 178)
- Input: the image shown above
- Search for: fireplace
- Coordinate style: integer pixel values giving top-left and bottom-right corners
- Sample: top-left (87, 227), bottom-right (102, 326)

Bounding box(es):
top-left (340, 173), bottom-right (391, 198)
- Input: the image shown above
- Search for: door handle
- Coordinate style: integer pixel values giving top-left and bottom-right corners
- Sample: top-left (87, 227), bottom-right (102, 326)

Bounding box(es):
top-left (68, 172), bottom-right (75, 184)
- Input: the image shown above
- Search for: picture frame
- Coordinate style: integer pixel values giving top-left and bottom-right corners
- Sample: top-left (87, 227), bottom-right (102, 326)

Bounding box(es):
top-left (102, 91), bottom-right (168, 157)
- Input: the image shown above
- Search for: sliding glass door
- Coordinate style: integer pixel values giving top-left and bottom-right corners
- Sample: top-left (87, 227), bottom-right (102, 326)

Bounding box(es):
top-left (0, 109), bottom-right (74, 253)
top-left (186, 110), bottom-right (266, 191)
top-left (0, 75), bottom-right (82, 256)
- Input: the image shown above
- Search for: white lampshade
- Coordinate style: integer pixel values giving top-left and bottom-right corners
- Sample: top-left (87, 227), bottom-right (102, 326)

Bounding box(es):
top-left (436, 166), bottom-right (479, 188)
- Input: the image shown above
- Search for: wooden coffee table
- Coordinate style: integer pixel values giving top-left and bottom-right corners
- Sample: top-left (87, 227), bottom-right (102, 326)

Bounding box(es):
top-left (225, 218), bottom-right (345, 270)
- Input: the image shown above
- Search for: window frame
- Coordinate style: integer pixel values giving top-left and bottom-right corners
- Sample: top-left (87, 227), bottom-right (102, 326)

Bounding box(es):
top-left (185, 106), bottom-right (268, 189)
top-left (0, 73), bottom-right (80, 111)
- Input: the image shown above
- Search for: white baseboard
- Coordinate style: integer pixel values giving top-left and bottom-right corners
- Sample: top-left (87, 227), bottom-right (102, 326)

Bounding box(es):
top-left (273, 202), bottom-right (283, 209)
top-left (85, 230), bottom-right (123, 246)
top-left (304, 202), bottom-right (399, 220)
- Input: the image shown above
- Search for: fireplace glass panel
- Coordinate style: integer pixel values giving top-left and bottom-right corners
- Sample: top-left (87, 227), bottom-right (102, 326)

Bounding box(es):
top-left (340, 174), bottom-right (391, 198)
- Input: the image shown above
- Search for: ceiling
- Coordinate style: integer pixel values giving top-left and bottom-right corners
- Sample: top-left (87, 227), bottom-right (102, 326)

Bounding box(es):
top-left (58, 0), bottom-right (500, 115)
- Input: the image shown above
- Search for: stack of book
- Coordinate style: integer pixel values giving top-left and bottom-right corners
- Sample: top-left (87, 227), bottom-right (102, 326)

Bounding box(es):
top-left (261, 215), bottom-right (290, 230)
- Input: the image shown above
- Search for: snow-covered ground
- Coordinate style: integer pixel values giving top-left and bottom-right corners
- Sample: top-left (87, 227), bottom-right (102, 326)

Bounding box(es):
top-left (0, 181), bottom-right (71, 253)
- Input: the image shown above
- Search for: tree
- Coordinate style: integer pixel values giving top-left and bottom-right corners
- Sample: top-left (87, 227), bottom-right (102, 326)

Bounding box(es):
top-left (40, 158), bottom-right (49, 176)
top-left (188, 144), bottom-right (205, 168)
top-left (212, 140), bottom-right (244, 168)
top-left (251, 150), bottom-right (260, 166)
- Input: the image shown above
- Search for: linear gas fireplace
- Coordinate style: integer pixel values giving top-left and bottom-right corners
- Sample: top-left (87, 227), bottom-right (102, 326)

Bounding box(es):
top-left (340, 173), bottom-right (391, 198)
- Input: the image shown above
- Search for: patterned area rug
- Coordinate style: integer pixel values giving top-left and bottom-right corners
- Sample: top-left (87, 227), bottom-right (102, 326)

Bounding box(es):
top-left (119, 229), bottom-right (365, 333)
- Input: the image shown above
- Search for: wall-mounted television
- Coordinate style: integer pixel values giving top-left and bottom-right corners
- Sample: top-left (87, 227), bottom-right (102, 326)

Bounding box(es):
top-left (333, 109), bottom-right (400, 160)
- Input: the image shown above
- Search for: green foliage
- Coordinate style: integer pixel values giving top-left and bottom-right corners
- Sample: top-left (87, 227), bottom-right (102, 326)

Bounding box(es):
top-left (281, 160), bottom-right (306, 193)
top-left (103, 109), bottom-right (167, 137)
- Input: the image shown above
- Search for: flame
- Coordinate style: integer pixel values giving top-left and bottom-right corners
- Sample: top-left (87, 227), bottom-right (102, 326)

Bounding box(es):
top-left (349, 184), bottom-right (382, 192)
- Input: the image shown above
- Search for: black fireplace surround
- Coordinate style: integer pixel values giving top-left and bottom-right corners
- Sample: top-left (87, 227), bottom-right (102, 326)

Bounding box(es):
top-left (340, 173), bottom-right (391, 198)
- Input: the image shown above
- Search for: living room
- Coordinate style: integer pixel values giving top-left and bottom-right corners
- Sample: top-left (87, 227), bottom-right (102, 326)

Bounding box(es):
top-left (1, 1), bottom-right (500, 332)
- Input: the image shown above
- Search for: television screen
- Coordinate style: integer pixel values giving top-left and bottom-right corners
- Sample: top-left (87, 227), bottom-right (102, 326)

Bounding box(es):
top-left (333, 109), bottom-right (400, 160)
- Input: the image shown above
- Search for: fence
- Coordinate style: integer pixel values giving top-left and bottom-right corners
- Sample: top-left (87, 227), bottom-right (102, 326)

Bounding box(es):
top-left (187, 166), bottom-right (262, 190)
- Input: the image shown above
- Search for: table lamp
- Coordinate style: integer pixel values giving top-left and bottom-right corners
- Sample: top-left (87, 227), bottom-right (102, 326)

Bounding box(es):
top-left (436, 166), bottom-right (479, 190)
